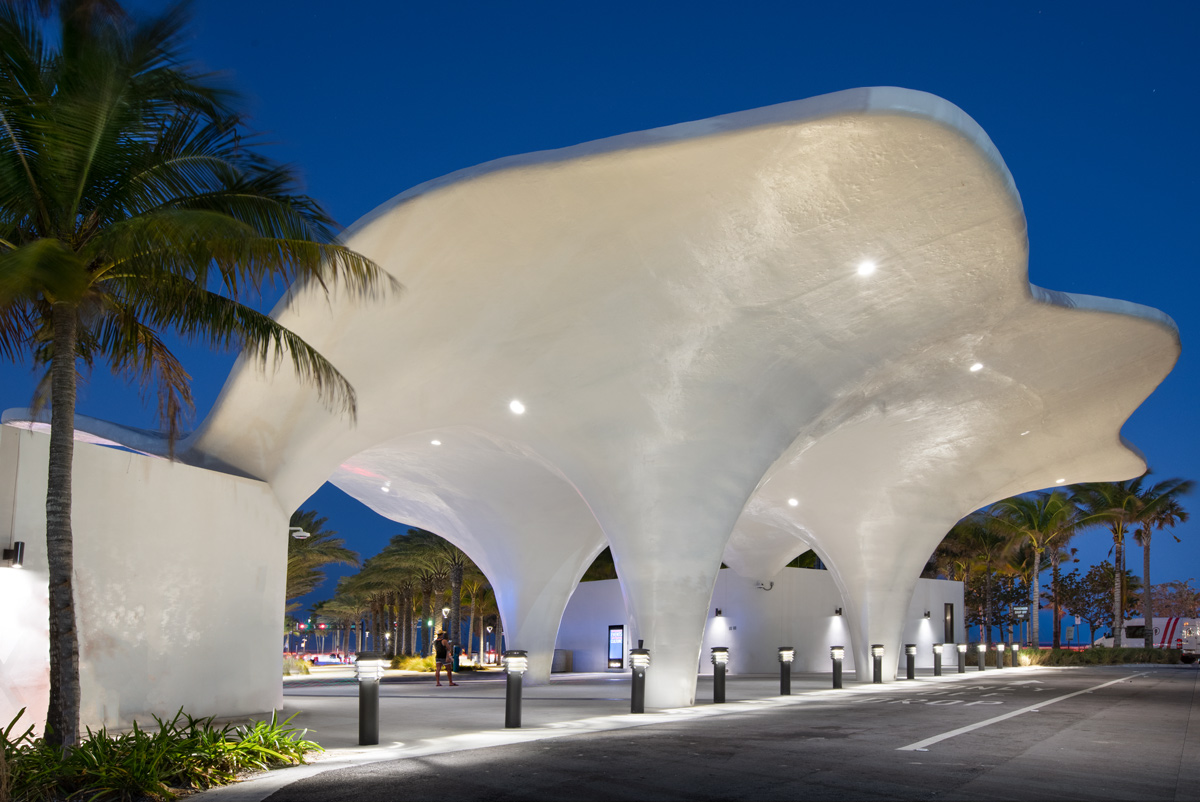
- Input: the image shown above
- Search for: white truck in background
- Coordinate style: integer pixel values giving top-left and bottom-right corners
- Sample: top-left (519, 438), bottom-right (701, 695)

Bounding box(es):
top-left (1093, 617), bottom-right (1199, 662)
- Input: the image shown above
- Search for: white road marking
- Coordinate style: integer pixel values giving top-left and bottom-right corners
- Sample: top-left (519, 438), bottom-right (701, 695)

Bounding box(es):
top-left (896, 672), bottom-right (1148, 752)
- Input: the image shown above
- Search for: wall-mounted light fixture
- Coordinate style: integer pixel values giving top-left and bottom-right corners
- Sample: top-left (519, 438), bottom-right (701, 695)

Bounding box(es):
top-left (834, 607), bottom-right (843, 616)
top-left (714, 608), bottom-right (723, 617)
top-left (923, 610), bottom-right (931, 619)
top-left (3, 541), bottom-right (24, 568)
top-left (288, 527), bottom-right (310, 540)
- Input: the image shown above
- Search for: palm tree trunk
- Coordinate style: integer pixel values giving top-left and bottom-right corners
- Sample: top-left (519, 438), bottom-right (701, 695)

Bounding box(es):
top-left (1113, 531), bottom-right (1124, 647)
top-left (468, 595), bottom-right (477, 659)
top-left (421, 585), bottom-right (432, 656)
top-left (1029, 548), bottom-right (1042, 648)
top-left (1051, 552), bottom-right (1062, 649)
top-left (984, 571), bottom-right (993, 647)
top-left (46, 304), bottom-right (81, 748)
top-left (450, 564), bottom-right (463, 649)
top-left (1143, 531), bottom-right (1154, 650)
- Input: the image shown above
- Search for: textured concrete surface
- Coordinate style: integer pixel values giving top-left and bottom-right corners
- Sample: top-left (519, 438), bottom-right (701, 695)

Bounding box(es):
top-left (197, 664), bottom-right (1200, 801)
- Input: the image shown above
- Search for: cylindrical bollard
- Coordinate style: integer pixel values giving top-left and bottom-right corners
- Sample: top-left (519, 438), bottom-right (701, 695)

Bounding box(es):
top-left (976, 643), bottom-right (987, 671)
top-left (995, 643), bottom-right (1006, 669)
top-left (830, 646), bottom-right (844, 689)
top-left (778, 647), bottom-right (795, 695)
top-left (355, 651), bottom-right (386, 745)
top-left (1011, 643), bottom-right (1021, 667)
top-left (871, 644), bottom-right (884, 684)
top-left (711, 647), bottom-right (729, 703)
top-left (933, 643), bottom-right (943, 676)
top-left (957, 643), bottom-right (967, 674)
top-left (503, 650), bottom-right (528, 728)
top-left (630, 645), bottom-right (650, 714)
top-left (905, 644), bottom-right (916, 680)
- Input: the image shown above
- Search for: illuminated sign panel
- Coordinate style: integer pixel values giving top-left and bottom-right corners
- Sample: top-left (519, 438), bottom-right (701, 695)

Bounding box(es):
top-left (608, 625), bottom-right (624, 669)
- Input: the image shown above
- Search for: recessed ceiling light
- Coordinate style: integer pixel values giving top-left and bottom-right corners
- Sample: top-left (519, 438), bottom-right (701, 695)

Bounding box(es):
top-left (1020, 431), bottom-right (1030, 436)
top-left (857, 260), bottom-right (877, 276)
top-left (1055, 478), bottom-right (1066, 484)
top-left (431, 440), bottom-right (442, 446)
top-left (381, 485), bottom-right (390, 493)
top-left (788, 498), bottom-right (799, 507)
top-left (509, 399), bottom-right (526, 415)
top-left (969, 363), bottom-right (984, 372)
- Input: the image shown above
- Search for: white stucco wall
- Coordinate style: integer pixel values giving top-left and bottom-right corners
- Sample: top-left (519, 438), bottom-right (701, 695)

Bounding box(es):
top-left (556, 567), bottom-right (964, 680)
top-left (0, 425), bottom-right (288, 733)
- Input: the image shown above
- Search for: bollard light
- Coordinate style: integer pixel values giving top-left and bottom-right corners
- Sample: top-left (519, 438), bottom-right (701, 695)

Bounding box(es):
top-left (830, 645), bottom-right (845, 689)
top-left (355, 651), bottom-right (387, 745)
top-left (976, 642), bottom-right (987, 671)
top-left (994, 642), bottom-right (1006, 669)
top-left (871, 644), bottom-right (884, 684)
top-left (1011, 643), bottom-right (1021, 666)
top-left (933, 643), bottom-right (944, 676)
top-left (778, 647), bottom-right (795, 695)
top-left (503, 650), bottom-right (528, 728)
top-left (904, 644), bottom-right (916, 680)
top-left (957, 643), bottom-right (967, 674)
top-left (2, 541), bottom-right (24, 568)
top-left (630, 645), bottom-right (650, 714)
top-left (711, 647), bottom-right (729, 703)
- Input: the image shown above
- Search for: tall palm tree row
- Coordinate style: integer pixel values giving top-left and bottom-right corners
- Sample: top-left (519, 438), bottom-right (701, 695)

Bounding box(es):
top-left (0, 2), bottom-right (389, 746)
top-left (927, 474), bottom-right (1193, 648)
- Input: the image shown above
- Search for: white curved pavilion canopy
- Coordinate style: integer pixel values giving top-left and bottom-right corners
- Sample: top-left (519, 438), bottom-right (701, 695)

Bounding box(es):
top-left (17, 87), bottom-right (1178, 707)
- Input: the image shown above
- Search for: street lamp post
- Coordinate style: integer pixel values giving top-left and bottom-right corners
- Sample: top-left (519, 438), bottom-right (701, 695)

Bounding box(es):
top-left (711, 647), bottom-right (729, 703)
top-left (778, 647), bottom-right (795, 695)
top-left (630, 643), bottom-right (650, 713)
top-left (486, 625), bottom-right (494, 664)
top-left (830, 646), bottom-right (844, 689)
top-left (503, 650), bottom-right (528, 728)
top-left (355, 651), bottom-right (387, 745)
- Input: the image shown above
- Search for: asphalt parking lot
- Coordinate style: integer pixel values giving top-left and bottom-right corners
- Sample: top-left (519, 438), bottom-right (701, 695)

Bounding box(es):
top-left (244, 665), bottom-right (1200, 801)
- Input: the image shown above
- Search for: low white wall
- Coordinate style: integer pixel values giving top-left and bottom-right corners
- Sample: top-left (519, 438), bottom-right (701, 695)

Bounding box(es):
top-left (556, 566), bottom-right (964, 677)
top-left (0, 426), bottom-right (288, 733)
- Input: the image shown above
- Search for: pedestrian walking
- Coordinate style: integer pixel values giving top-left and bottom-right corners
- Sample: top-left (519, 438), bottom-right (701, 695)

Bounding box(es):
top-left (435, 631), bottom-right (458, 686)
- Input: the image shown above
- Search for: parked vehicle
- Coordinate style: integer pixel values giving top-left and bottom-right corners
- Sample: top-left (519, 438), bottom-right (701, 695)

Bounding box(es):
top-left (1093, 618), bottom-right (1198, 662)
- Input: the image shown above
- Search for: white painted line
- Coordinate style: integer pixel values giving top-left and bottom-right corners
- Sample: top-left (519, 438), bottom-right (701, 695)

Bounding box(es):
top-left (896, 672), bottom-right (1148, 752)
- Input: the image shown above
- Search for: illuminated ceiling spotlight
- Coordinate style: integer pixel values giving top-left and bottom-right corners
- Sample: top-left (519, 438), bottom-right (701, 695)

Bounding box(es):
top-left (857, 260), bottom-right (877, 276)
top-left (431, 440), bottom-right (442, 446)
top-left (969, 362), bottom-right (984, 372)
top-left (381, 481), bottom-right (392, 493)
top-left (787, 498), bottom-right (799, 507)
top-left (1055, 478), bottom-right (1066, 484)
top-left (509, 399), bottom-right (526, 415)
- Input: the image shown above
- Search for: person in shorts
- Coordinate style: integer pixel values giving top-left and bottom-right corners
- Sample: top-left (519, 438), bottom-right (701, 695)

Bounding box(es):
top-left (434, 631), bottom-right (458, 686)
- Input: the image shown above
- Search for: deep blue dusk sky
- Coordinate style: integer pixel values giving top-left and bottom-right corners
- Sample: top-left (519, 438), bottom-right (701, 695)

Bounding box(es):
top-left (3, 2), bottom-right (1197, 611)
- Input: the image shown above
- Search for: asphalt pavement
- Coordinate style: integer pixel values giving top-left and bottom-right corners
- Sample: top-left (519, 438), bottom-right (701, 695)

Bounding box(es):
top-left (196, 664), bottom-right (1200, 801)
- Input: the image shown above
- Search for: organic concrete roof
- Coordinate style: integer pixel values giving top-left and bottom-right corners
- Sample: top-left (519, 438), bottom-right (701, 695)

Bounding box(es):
top-left (10, 87), bottom-right (1177, 706)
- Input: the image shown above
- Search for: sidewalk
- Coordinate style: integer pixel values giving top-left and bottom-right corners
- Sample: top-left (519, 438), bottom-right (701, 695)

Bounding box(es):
top-left (195, 665), bottom-right (1015, 801)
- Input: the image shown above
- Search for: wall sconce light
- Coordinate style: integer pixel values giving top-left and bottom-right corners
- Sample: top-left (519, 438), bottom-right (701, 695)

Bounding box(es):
top-left (3, 541), bottom-right (24, 568)
top-left (288, 527), bottom-right (310, 540)
top-left (923, 610), bottom-right (931, 619)
top-left (834, 607), bottom-right (843, 616)
top-left (714, 608), bottom-right (723, 617)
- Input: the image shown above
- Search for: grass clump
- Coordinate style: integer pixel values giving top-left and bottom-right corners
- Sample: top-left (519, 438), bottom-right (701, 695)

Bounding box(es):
top-left (283, 656), bottom-right (311, 676)
top-left (391, 655), bottom-right (435, 672)
top-left (1, 708), bottom-right (321, 802)
top-left (1018, 647), bottom-right (1182, 666)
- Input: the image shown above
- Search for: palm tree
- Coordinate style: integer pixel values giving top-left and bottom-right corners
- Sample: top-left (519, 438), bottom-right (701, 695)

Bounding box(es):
top-left (1075, 476), bottom-right (1192, 648)
top-left (993, 491), bottom-right (1087, 649)
top-left (0, 2), bottom-right (387, 745)
top-left (286, 509), bottom-right (359, 607)
top-left (947, 511), bottom-right (1012, 646)
top-left (426, 537), bottom-right (475, 648)
top-left (1130, 479), bottom-right (1193, 648)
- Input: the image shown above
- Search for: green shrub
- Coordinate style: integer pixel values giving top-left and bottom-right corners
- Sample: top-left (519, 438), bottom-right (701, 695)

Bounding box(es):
top-left (0, 708), bottom-right (322, 802)
top-left (1017, 647), bottom-right (1181, 666)
top-left (391, 655), bottom-right (435, 672)
top-left (283, 656), bottom-right (310, 676)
